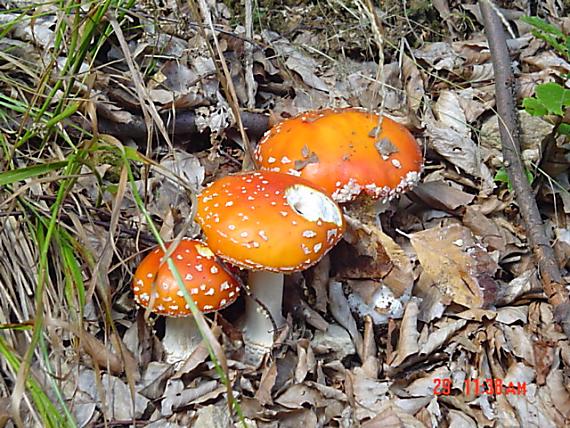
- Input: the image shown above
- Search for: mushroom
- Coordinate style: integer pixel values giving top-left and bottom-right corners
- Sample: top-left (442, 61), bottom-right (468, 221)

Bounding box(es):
top-left (195, 171), bottom-right (344, 357)
top-left (132, 238), bottom-right (240, 364)
top-left (254, 107), bottom-right (423, 207)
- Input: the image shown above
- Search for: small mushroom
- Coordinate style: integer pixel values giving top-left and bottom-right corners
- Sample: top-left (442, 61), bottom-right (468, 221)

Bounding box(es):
top-left (132, 238), bottom-right (240, 364)
top-left (196, 171), bottom-right (344, 358)
top-left (255, 107), bottom-right (423, 204)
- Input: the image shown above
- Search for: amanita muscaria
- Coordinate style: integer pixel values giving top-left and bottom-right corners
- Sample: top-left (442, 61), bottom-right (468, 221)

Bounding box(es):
top-left (195, 171), bottom-right (344, 357)
top-left (254, 107), bottom-right (423, 205)
top-left (132, 238), bottom-right (240, 363)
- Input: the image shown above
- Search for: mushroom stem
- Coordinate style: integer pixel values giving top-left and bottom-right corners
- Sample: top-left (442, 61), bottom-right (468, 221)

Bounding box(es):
top-left (243, 270), bottom-right (285, 350)
top-left (162, 317), bottom-right (202, 364)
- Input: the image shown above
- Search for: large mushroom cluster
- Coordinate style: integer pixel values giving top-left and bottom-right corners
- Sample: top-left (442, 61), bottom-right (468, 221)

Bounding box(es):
top-left (131, 107), bottom-right (423, 364)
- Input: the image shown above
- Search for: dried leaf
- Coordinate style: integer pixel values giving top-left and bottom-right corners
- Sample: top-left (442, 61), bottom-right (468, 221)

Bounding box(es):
top-left (424, 91), bottom-right (494, 193)
top-left (410, 224), bottom-right (498, 308)
top-left (389, 301), bottom-right (420, 367)
top-left (295, 339), bottom-right (315, 383)
top-left (161, 379), bottom-right (219, 417)
top-left (255, 361), bottom-right (278, 405)
top-left (419, 319), bottom-right (468, 356)
top-left (411, 180), bottom-right (475, 212)
top-left (546, 367), bottom-right (570, 418)
top-left (275, 384), bottom-right (324, 409)
top-left (342, 216), bottom-right (413, 296)
top-left (347, 368), bottom-right (390, 420)
top-left (312, 324), bottom-right (356, 360)
top-left (329, 280), bottom-right (364, 359)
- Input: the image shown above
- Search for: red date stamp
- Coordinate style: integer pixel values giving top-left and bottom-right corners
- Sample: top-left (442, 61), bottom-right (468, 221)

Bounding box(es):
top-left (434, 378), bottom-right (527, 396)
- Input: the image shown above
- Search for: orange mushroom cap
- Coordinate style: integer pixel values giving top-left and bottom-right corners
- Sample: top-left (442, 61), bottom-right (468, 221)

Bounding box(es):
top-left (132, 239), bottom-right (240, 317)
top-left (255, 107), bottom-right (423, 203)
top-left (196, 171), bottom-right (345, 272)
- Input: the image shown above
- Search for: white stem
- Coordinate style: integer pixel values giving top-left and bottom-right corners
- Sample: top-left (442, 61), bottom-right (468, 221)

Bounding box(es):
top-left (162, 317), bottom-right (202, 364)
top-left (243, 270), bottom-right (285, 351)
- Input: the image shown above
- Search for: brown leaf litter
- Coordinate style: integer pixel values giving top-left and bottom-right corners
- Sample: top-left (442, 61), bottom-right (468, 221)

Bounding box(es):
top-left (0, 1), bottom-right (569, 427)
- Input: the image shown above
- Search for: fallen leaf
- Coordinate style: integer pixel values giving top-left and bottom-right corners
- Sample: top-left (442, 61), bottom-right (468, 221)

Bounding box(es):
top-left (329, 280), bottom-right (364, 359)
top-left (389, 301), bottom-right (420, 367)
top-left (275, 384), bottom-right (325, 409)
top-left (410, 180), bottom-right (475, 212)
top-left (409, 224), bottom-right (498, 308)
top-left (255, 360), bottom-right (277, 405)
top-left (424, 91), bottom-right (495, 194)
top-left (341, 215), bottom-right (413, 297)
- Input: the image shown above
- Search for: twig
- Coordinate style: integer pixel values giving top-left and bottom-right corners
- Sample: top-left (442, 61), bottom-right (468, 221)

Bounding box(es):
top-left (244, 0), bottom-right (257, 109)
top-left (88, 107), bottom-right (270, 141)
top-left (479, 0), bottom-right (570, 337)
top-left (361, 0), bottom-right (386, 136)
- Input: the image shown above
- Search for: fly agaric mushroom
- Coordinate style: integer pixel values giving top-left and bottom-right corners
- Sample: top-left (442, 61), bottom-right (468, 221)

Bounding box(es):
top-left (132, 238), bottom-right (240, 364)
top-left (255, 107), bottom-right (423, 205)
top-left (195, 171), bottom-right (344, 356)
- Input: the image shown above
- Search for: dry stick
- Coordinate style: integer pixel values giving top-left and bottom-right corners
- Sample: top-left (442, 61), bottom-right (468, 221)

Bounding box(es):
top-left (90, 107), bottom-right (270, 141)
top-left (362, 0), bottom-right (386, 135)
top-left (244, 0), bottom-right (257, 110)
top-left (479, 0), bottom-right (570, 337)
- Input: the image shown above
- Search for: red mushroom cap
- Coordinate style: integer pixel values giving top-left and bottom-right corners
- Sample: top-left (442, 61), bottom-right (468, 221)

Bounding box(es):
top-left (132, 239), bottom-right (240, 317)
top-left (195, 171), bottom-right (344, 272)
top-left (255, 107), bottom-right (423, 203)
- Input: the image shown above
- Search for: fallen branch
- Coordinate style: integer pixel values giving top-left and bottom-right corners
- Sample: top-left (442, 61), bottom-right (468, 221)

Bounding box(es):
top-left (480, 0), bottom-right (570, 336)
top-left (85, 105), bottom-right (270, 142)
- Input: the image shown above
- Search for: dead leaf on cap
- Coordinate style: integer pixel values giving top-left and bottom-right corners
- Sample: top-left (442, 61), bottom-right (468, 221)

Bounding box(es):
top-left (375, 137), bottom-right (399, 158)
top-left (409, 224), bottom-right (499, 308)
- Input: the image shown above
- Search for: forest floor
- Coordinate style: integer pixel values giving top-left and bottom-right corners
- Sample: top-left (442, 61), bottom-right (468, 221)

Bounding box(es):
top-left (0, 0), bottom-right (569, 427)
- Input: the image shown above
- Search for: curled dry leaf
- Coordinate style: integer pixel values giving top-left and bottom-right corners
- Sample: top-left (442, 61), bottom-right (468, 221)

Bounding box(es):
top-left (496, 270), bottom-right (538, 306)
top-left (255, 361), bottom-right (278, 406)
top-left (414, 270), bottom-right (447, 323)
top-left (275, 384), bottom-right (326, 409)
top-left (462, 205), bottom-right (508, 254)
top-left (161, 379), bottom-right (220, 417)
top-left (419, 319), bottom-right (468, 356)
top-left (329, 280), bottom-right (364, 359)
top-left (409, 224), bottom-right (499, 308)
top-left (480, 110), bottom-right (553, 169)
top-left (295, 339), bottom-right (316, 383)
top-left (393, 366), bottom-right (451, 398)
top-left (388, 301), bottom-right (420, 367)
top-left (139, 362), bottom-right (175, 401)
